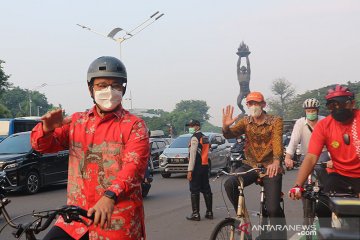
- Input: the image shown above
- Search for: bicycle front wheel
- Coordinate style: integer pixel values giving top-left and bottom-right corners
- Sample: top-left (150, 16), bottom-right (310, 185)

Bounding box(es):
top-left (210, 218), bottom-right (251, 240)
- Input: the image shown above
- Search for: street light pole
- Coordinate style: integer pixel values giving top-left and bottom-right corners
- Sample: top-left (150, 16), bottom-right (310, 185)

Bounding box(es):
top-left (37, 106), bottom-right (42, 116)
top-left (76, 11), bottom-right (164, 59)
top-left (28, 83), bottom-right (47, 116)
top-left (29, 94), bottom-right (32, 116)
top-left (124, 90), bottom-right (133, 110)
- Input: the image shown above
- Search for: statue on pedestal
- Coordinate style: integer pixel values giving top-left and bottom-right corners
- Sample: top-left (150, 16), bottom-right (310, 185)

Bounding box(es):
top-left (236, 41), bottom-right (251, 114)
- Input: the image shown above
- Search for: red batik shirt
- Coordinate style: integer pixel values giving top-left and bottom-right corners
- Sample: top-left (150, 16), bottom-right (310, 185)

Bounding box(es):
top-left (31, 106), bottom-right (150, 240)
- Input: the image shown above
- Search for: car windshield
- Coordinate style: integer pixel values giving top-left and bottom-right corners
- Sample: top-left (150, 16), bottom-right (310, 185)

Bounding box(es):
top-left (0, 133), bottom-right (31, 154)
top-left (227, 138), bottom-right (236, 144)
top-left (169, 136), bottom-right (191, 148)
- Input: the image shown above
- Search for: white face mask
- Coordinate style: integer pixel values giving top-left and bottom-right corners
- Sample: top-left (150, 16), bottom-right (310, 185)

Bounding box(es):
top-left (94, 86), bottom-right (122, 111)
top-left (248, 105), bottom-right (262, 118)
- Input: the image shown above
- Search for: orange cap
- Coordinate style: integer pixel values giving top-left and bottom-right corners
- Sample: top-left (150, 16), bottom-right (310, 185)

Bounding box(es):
top-left (246, 92), bottom-right (265, 103)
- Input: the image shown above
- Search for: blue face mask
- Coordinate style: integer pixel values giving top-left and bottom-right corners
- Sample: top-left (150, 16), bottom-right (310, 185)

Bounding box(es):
top-left (188, 128), bottom-right (196, 134)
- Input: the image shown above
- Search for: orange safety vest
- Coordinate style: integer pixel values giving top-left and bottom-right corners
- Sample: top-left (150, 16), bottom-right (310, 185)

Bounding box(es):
top-left (189, 132), bottom-right (209, 166)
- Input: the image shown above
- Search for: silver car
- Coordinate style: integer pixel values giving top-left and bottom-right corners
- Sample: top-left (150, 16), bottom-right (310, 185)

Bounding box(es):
top-left (159, 132), bottom-right (231, 178)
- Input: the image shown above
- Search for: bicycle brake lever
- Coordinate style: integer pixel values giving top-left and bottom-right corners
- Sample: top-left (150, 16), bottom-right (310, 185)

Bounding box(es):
top-left (12, 225), bottom-right (24, 238)
top-left (78, 216), bottom-right (91, 227)
top-left (212, 175), bottom-right (220, 182)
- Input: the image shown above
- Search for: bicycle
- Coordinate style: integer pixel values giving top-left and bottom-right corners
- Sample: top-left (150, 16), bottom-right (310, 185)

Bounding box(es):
top-left (301, 162), bottom-right (328, 240)
top-left (301, 163), bottom-right (360, 240)
top-left (209, 167), bottom-right (284, 240)
top-left (0, 185), bottom-right (94, 240)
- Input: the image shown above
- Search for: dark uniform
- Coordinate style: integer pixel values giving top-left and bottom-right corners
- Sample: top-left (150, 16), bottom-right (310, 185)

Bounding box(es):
top-left (186, 120), bottom-right (213, 221)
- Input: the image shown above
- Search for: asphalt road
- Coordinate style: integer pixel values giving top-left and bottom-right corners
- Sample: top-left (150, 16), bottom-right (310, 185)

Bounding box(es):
top-left (0, 170), bottom-right (306, 240)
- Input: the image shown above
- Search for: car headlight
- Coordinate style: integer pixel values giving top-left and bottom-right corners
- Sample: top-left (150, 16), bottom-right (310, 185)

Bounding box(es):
top-left (159, 154), bottom-right (168, 166)
top-left (4, 162), bottom-right (18, 170)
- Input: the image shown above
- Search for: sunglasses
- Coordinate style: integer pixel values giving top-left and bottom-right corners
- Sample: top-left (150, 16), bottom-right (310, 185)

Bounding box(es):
top-left (326, 100), bottom-right (351, 111)
top-left (343, 133), bottom-right (350, 145)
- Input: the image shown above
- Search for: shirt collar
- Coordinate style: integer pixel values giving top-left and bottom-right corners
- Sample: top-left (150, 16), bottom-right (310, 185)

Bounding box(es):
top-left (87, 105), bottom-right (125, 119)
top-left (248, 113), bottom-right (272, 125)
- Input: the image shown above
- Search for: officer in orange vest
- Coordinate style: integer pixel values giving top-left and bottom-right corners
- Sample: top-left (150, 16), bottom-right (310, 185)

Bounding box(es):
top-left (186, 119), bottom-right (213, 221)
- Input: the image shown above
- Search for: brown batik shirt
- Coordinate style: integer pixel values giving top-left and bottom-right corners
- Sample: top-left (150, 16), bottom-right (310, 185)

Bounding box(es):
top-left (223, 114), bottom-right (284, 169)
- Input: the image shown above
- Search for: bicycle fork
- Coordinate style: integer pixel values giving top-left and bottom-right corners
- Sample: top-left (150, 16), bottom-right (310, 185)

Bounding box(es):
top-left (232, 181), bottom-right (252, 240)
top-left (258, 186), bottom-right (268, 236)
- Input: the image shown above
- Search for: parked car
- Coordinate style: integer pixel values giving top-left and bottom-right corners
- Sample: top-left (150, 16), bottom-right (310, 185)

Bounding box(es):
top-left (227, 138), bottom-right (237, 147)
top-left (158, 132), bottom-right (231, 178)
top-left (0, 131), bottom-right (68, 194)
top-left (163, 138), bottom-right (174, 146)
top-left (149, 138), bottom-right (168, 171)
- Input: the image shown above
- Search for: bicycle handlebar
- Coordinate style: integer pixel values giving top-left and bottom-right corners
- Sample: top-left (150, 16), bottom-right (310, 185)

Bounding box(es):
top-left (214, 167), bottom-right (266, 181)
top-left (315, 162), bottom-right (328, 167)
top-left (34, 205), bottom-right (94, 233)
top-left (1, 203), bottom-right (94, 238)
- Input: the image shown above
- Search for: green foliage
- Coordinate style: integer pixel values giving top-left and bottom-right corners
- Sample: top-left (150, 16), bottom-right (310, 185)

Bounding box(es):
top-left (174, 100), bottom-right (210, 121)
top-left (143, 100), bottom-right (217, 137)
top-left (0, 103), bottom-right (12, 118)
top-left (283, 81), bottom-right (360, 120)
top-left (0, 60), bottom-right (12, 98)
top-left (201, 121), bottom-right (221, 133)
top-left (0, 87), bottom-right (55, 117)
top-left (267, 78), bottom-right (295, 118)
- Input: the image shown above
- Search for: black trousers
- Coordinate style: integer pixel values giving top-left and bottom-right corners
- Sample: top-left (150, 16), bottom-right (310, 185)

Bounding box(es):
top-left (316, 172), bottom-right (360, 228)
top-left (224, 164), bottom-right (287, 239)
top-left (189, 165), bottom-right (212, 194)
top-left (43, 226), bottom-right (89, 240)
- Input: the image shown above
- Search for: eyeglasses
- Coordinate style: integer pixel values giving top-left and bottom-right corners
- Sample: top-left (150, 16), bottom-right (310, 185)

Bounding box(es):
top-left (93, 83), bottom-right (124, 91)
top-left (326, 100), bottom-right (351, 111)
top-left (343, 133), bottom-right (350, 145)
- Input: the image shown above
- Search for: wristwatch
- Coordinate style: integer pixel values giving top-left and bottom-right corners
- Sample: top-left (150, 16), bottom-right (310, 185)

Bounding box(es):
top-left (104, 190), bottom-right (117, 201)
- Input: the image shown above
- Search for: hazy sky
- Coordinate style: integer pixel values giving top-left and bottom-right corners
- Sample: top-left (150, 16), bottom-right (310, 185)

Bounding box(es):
top-left (1, 0), bottom-right (360, 126)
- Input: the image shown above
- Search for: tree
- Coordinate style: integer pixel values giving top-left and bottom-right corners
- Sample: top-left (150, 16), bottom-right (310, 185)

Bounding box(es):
top-left (0, 103), bottom-right (12, 118)
top-left (283, 81), bottom-right (360, 120)
top-left (142, 100), bottom-right (216, 136)
top-left (0, 87), bottom-right (55, 117)
top-left (174, 100), bottom-right (210, 122)
top-left (267, 78), bottom-right (295, 118)
top-left (0, 60), bottom-right (12, 98)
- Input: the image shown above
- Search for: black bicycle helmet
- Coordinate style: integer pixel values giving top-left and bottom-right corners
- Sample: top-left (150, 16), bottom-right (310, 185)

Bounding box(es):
top-left (87, 56), bottom-right (127, 95)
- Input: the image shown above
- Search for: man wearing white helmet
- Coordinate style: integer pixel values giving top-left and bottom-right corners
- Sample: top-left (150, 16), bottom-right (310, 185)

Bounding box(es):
top-left (285, 98), bottom-right (331, 184)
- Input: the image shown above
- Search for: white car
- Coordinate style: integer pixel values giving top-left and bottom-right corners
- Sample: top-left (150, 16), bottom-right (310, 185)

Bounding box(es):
top-left (159, 132), bottom-right (231, 178)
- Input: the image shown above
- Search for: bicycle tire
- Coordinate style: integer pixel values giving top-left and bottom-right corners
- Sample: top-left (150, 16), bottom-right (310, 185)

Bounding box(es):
top-left (210, 218), bottom-right (251, 240)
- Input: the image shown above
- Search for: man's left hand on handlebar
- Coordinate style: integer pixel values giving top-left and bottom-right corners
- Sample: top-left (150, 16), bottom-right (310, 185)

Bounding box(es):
top-left (88, 196), bottom-right (115, 229)
top-left (266, 160), bottom-right (280, 178)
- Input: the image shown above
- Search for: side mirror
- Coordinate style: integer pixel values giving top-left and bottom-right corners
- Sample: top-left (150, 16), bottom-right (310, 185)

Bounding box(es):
top-left (30, 150), bottom-right (41, 157)
top-left (211, 144), bottom-right (218, 150)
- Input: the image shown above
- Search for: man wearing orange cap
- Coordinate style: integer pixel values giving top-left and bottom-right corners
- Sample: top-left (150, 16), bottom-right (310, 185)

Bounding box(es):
top-left (222, 91), bottom-right (286, 239)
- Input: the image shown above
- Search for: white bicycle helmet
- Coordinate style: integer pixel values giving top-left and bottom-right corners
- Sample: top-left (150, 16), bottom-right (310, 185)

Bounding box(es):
top-left (303, 98), bottom-right (320, 109)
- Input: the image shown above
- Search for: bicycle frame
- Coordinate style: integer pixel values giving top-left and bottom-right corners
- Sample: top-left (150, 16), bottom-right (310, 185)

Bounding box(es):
top-left (211, 168), bottom-right (265, 240)
top-left (235, 176), bottom-right (251, 240)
